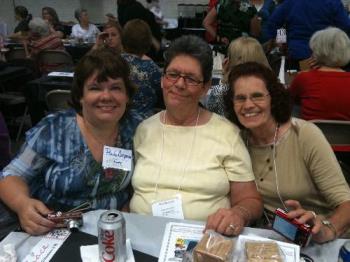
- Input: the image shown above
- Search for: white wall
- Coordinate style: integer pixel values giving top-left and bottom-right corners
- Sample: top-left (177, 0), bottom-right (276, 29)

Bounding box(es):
top-left (0, 0), bottom-right (208, 34)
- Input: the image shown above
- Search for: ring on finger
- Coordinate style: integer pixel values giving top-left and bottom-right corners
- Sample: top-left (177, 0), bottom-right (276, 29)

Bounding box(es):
top-left (228, 224), bottom-right (236, 232)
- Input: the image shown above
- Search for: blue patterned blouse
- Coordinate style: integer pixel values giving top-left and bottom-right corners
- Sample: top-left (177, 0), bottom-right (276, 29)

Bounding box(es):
top-left (0, 109), bottom-right (143, 211)
top-left (122, 53), bottom-right (163, 117)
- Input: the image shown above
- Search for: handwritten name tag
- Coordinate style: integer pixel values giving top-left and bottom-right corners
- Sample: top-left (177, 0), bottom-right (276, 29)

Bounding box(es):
top-left (102, 146), bottom-right (132, 171)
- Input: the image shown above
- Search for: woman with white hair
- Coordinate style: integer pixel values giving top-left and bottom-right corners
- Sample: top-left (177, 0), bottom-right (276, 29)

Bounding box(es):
top-left (24, 17), bottom-right (64, 58)
top-left (289, 27), bottom-right (350, 121)
top-left (71, 9), bottom-right (100, 42)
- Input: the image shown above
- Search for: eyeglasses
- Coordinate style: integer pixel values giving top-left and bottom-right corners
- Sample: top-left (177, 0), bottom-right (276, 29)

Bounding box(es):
top-left (164, 71), bottom-right (203, 86)
top-left (233, 92), bottom-right (270, 105)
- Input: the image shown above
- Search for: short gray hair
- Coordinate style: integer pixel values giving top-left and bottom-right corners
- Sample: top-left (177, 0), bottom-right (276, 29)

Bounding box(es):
top-left (310, 27), bottom-right (350, 67)
top-left (74, 8), bottom-right (87, 22)
top-left (163, 35), bottom-right (213, 83)
top-left (29, 17), bottom-right (50, 37)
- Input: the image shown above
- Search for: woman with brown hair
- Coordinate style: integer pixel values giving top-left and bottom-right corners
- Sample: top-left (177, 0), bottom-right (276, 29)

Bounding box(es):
top-left (0, 48), bottom-right (144, 237)
top-left (224, 62), bottom-right (350, 242)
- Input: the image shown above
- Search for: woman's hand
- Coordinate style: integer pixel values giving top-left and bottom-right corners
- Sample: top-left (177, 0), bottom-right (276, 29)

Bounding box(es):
top-left (93, 32), bottom-right (108, 49)
top-left (204, 207), bottom-right (245, 236)
top-left (284, 200), bottom-right (335, 243)
top-left (16, 197), bottom-right (55, 235)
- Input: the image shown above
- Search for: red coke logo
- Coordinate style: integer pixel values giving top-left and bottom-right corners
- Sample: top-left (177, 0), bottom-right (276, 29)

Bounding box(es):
top-left (101, 230), bottom-right (116, 262)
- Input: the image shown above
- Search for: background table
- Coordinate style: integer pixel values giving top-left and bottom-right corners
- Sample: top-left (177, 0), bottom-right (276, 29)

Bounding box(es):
top-left (0, 211), bottom-right (346, 261)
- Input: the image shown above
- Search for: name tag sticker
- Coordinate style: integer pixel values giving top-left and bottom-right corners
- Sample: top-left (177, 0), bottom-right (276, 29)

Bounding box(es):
top-left (276, 28), bottom-right (287, 44)
top-left (102, 146), bottom-right (132, 171)
top-left (152, 194), bottom-right (184, 219)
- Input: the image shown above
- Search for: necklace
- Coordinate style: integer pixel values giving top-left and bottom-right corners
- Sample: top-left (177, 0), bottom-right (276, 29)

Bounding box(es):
top-left (153, 108), bottom-right (201, 198)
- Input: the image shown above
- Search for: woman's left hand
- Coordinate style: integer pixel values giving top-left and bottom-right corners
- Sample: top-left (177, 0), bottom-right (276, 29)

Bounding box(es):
top-left (284, 200), bottom-right (333, 243)
top-left (204, 207), bottom-right (245, 236)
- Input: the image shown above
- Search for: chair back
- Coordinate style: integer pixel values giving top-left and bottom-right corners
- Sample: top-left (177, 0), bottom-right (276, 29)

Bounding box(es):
top-left (310, 120), bottom-right (350, 152)
top-left (45, 89), bottom-right (71, 112)
top-left (5, 47), bottom-right (26, 61)
top-left (37, 50), bottom-right (73, 74)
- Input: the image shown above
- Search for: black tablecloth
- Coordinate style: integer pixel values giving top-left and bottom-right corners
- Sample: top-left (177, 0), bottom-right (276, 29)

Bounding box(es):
top-left (64, 44), bottom-right (93, 63)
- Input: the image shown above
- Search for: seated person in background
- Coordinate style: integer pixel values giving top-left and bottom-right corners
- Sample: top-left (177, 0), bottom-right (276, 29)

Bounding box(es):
top-left (42, 6), bottom-right (65, 38)
top-left (130, 35), bottom-right (263, 236)
top-left (0, 48), bottom-right (144, 236)
top-left (71, 8), bottom-right (100, 42)
top-left (207, 36), bottom-right (270, 115)
top-left (23, 17), bottom-right (64, 58)
top-left (93, 21), bottom-right (123, 53)
top-left (289, 27), bottom-right (350, 121)
top-left (265, 0), bottom-right (350, 69)
top-left (223, 62), bottom-right (350, 242)
top-left (0, 112), bottom-right (10, 169)
top-left (117, 0), bottom-right (162, 52)
top-left (9, 5), bottom-right (32, 40)
top-left (203, 0), bottom-right (256, 47)
top-left (121, 19), bottom-right (163, 117)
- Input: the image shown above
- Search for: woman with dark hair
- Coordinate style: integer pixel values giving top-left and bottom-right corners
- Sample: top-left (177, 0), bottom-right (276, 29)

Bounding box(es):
top-left (42, 6), bottom-right (65, 38)
top-left (9, 5), bottom-right (32, 40)
top-left (224, 62), bottom-right (350, 242)
top-left (130, 35), bottom-right (263, 236)
top-left (0, 48), bottom-right (144, 237)
top-left (93, 21), bottom-right (123, 53)
top-left (121, 19), bottom-right (163, 117)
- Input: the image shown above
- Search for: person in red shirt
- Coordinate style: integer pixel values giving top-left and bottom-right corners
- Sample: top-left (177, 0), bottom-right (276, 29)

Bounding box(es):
top-left (289, 27), bottom-right (350, 121)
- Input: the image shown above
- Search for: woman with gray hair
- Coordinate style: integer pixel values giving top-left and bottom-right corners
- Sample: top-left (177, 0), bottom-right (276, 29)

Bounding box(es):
top-left (130, 35), bottom-right (263, 236)
top-left (24, 17), bottom-right (64, 58)
top-left (71, 8), bottom-right (100, 42)
top-left (289, 27), bottom-right (350, 120)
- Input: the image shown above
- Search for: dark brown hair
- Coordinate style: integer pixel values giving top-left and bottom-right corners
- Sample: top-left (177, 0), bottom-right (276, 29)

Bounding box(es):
top-left (122, 19), bottom-right (152, 56)
top-left (224, 62), bottom-right (292, 128)
top-left (70, 48), bottom-right (136, 116)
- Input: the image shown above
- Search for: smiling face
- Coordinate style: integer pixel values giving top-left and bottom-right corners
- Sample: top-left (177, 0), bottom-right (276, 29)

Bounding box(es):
top-left (80, 72), bottom-right (129, 126)
top-left (162, 55), bottom-right (209, 111)
top-left (233, 75), bottom-right (274, 132)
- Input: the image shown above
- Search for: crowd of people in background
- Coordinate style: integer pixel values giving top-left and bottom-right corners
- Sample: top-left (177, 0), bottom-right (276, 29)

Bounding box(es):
top-left (0, 0), bottom-right (350, 247)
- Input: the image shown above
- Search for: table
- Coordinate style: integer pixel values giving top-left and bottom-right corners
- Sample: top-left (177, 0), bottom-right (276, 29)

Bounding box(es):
top-left (64, 43), bottom-right (93, 63)
top-left (0, 211), bottom-right (346, 261)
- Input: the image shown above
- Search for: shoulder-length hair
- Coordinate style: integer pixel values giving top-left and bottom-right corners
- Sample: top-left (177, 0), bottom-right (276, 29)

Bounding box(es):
top-left (70, 48), bottom-right (136, 116)
top-left (122, 19), bottom-right (152, 56)
top-left (310, 27), bottom-right (350, 68)
top-left (224, 62), bottom-right (291, 128)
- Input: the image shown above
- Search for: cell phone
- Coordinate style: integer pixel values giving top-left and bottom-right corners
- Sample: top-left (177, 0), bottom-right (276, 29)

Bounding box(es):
top-left (272, 208), bottom-right (312, 247)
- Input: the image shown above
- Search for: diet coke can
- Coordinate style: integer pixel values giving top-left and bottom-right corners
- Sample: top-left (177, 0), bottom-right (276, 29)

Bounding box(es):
top-left (98, 210), bottom-right (126, 262)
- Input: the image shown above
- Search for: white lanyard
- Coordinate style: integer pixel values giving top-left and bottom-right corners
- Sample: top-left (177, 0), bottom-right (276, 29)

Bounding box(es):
top-left (153, 108), bottom-right (201, 199)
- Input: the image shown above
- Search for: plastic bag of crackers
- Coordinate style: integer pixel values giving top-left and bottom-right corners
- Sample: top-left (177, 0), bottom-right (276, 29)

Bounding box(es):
top-left (191, 230), bottom-right (235, 262)
top-left (242, 240), bottom-right (286, 262)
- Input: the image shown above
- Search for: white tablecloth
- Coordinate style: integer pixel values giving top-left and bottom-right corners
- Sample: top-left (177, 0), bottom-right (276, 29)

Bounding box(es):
top-left (0, 211), bottom-right (346, 261)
